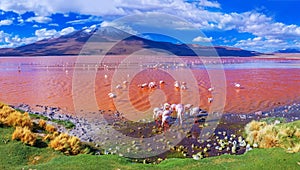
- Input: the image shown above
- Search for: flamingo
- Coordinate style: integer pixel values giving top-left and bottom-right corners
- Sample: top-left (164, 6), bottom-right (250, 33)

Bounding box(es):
top-left (234, 83), bottom-right (241, 88)
top-left (208, 87), bottom-right (214, 92)
top-left (180, 84), bottom-right (187, 90)
top-left (175, 104), bottom-right (185, 125)
top-left (184, 104), bottom-right (193, 114)
top-left (108, 93), bottom-right (117, 98)
top-left (153, 107), bottom-right (163, 127)
top-left (161, 110), bottom-right (172, 128)
top-left (159, 80), bottom-right (165, 85)
top-left (148, 81), bottom-right (156, 89)
top-left (190, 107), bottom-right (200, 116)
top-left (163, 103), bottom-right (171, 111)
top-left (208, 97), bottom-right (213, 103)
top-left (138, 83), bottom-right (148, 88)
top-left (174, 81), bottom-right (180, 88)
top-left (115, 84), bottom-right (122, 89)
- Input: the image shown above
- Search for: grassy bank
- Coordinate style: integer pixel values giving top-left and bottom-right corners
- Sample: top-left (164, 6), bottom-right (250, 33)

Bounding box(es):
top-left (1, 103), bottom-right (300, 170)
top-left (1, 125), bottom-right (300, 170)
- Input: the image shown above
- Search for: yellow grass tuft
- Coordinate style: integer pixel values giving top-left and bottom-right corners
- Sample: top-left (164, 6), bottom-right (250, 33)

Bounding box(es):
top-left (38, 119), bottom-right (47, 129)
top-left (45, 124), bottom-right (57, 133)
top-left (49, 133), bottom-right (83, 155)
top-left (12, 126), bottom-right (37, 146)
top-left (245, 120), bottom-right (300, 152)
top-left (244, 120), bottom-right (267, 135)
top-left (5, 111), bottom-right (33, 128)
top-left (295, 129), bottom-right (300, 138)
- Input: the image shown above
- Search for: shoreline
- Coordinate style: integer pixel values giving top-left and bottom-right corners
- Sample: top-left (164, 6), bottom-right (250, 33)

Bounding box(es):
top-left (10, 102), bottom-right (300, 160)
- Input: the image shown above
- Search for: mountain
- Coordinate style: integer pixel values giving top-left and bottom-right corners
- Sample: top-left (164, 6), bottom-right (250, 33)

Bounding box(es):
top-left (0, 26), bottom-right (262, 57)
top-left (275, 48), bottom-right (300, 53)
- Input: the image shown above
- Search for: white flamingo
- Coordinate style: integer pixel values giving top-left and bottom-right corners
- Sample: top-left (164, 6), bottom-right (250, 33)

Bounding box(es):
top-left (153, 107), bottom-right (163, 126)
top-left (208, 97), bottom-right (213, 103)
top-left (108, 93), bottom-right (116, 98)
top-left (163, 103), bottom-right (171, 111)
top-left (180, 84), bottom-right (187, 90)
top-left (139, 83), bottom-right (148, 88)
top-left (161, 110), bottom-right (172, 128)
top-left (234, 83), bottom-right (241, 88)
top-left (115, 84), bottom-right (122, 89)
top-left (190, 107), bottom-right (200, 116)
top-left (174, 81), bottom-right (180, 88)
top-left (208, 87), bottom-right (214, 92)
top-left (159, 80), bottom-right (165, 85)
top-left (148, 81), bottom-right (156, 88)
top-left (175, 104), bottom-right (185, 125)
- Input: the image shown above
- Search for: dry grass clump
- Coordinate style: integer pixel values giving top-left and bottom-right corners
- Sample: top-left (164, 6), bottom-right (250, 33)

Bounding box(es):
top-left (257, 124), bottom-right (279, 148)
top-left (45, 124), bottom-right (57, 133)
top-left (0, 105), bottom-right (15, 122)
top-left (0, 104), bottom-right (33, 128)
top-left (245, 120), bottom-right (300, 153)
top-left (0, 103), bottom-right (88, 155)
top-left (49, 133), bottom-right (83, 155)
top-left (12, 126), bottom-right (37, 146)
top-left (244, 120), bottom-right (267, 135)
top-left (295, 129), bottom-right (300, 138)
top-left (38, 119), bottom-right (47, 129)
top-left (5, 111), bottom-right (33, 128)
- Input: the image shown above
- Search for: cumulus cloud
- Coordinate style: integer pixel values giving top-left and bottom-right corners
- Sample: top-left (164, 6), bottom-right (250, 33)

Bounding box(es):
top-left (35, 27), bottom-right (76, 40)
top-left (193, 36), bottom-right (213, 42)
top-left (0, 19), bottom-right (13, 26)
top-left (26, 16), bottom-right (52, 23)
top-left (233, 36), bottom-right (295, 52)
top-left (0, 0), bottom-right (299, 52)
top-left (198, 0), bottom-right (220, 8)
top-left (60, 27), bottom-right (75, 35)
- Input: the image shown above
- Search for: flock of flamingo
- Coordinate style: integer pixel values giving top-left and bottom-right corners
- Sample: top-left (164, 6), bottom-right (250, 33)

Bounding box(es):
top-left (106, 73), bottom-right (242, 129)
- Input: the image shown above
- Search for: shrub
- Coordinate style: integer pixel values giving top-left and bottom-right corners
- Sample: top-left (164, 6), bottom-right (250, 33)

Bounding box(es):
top-left (45, 124), bottom-right (57, 133)
top-left (5, 111), bottom-right (33, 128)
top-left (295, 129), bottom-right (300, 138)
top-left (244, 120), bottom-right (267, 135)
top-left (12, 126), bottom-right (37, 146)
top-left (257, 124), bottom-right (279, 148)
top-left (49, 133), bottom-right (83, 155)
top-left (245, 120), bottom-right (300, 152)
top-left (39, 119), bottom-right (47, 129)
top-left (0, 105), bottom-right (15, 122)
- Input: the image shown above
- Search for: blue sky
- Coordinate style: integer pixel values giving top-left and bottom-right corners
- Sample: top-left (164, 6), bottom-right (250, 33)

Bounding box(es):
top-left (0, 0), bottom-right (299, 52)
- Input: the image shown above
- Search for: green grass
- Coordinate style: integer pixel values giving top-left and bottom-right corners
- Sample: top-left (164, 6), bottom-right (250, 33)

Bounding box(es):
top-left (15, 108), bottom-right (75, 129)
top-left (260, 117), bottom-right (287, 124)
top-left (1, 124), bottom-right (300, 170)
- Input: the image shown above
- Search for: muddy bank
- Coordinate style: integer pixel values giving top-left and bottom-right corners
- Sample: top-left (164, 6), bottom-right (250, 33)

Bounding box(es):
top-left (11, 102), bottom-right (300, 160)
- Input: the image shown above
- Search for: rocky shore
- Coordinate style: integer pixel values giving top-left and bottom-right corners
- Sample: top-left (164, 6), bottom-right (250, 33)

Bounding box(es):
top-left (11, 102), bottom-right (300, 160)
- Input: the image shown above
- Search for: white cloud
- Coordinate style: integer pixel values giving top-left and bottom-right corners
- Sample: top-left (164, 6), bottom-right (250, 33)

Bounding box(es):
top-left (0, 26), bottom-right (77, 48)
top-left (233, 36), bottom-right (297, 52)
top-left (67, 16), bottom-right (102, 25)
top-left (0, 0), bottom-right (299, 52)
top-left (35, 27), bottom-right (76, 40)
top-left (35, 28), bottom-right (58, 40)
top-left (100, 21), bottom-right (138, 35)
top-left (60, 27), bottom-right (75, 35)
top-left (26, 16), bottom-right (52, 23)
top-left (198, 0), bottom-right (220, 8)
top-left (0, 19), bottom-right (13, 25)
top-left (193, 36), bottom-right (213, 42)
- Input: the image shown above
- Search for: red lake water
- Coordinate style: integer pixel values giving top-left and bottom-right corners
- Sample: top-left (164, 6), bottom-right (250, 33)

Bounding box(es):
top-left (1, 56), bottom-right (300, 116)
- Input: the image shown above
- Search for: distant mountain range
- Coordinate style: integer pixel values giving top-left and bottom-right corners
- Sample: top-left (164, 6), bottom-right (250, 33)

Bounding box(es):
top-left (0, 26), bottom-right (263, 57)
top-left (275, 48), bottom-right (300, 53)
